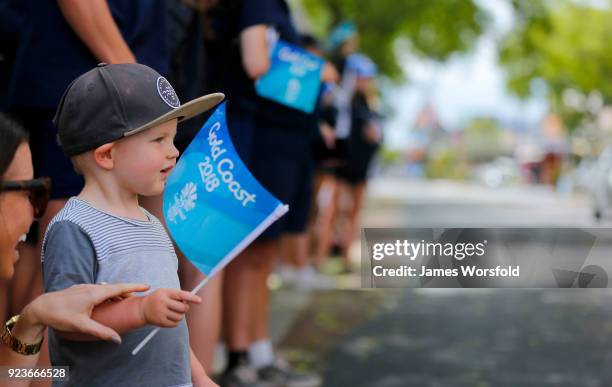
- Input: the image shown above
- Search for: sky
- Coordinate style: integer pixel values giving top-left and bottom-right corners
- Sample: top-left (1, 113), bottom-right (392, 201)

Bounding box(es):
top-left (384, 0), bottom-right (550, 149)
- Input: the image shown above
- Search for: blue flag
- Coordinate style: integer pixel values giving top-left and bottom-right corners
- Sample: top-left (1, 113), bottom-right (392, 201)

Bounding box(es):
top-left (163, 101), bottom-right (288, 277)
top-left (133, 102), bottom-right (288, 355)
top-left (255, 40), bottom-right (323, 113)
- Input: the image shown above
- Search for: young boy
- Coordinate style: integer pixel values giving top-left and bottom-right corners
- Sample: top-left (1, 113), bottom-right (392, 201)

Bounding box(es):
top-left (41, 63), bottom-right (224, 386)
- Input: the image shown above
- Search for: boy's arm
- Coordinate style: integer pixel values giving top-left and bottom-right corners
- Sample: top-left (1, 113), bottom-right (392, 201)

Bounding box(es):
top-left (43, 221), bottom-right (202, 341)
top-left (57, 295), bottom-right (146, 341)
top-left (58, 288), bottom-right (202, 341)
top-left (57, 0), bottom-right (136, 64)
top-left (190, 348), bottom-right (218, 387)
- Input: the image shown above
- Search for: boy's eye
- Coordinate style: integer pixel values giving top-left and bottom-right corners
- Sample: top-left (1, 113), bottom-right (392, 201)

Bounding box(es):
top-left (153, 137), bottom-right (165, 143)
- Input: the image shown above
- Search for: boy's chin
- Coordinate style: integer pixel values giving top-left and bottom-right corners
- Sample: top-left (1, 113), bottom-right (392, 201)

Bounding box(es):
top-left (138, 183), bottom-right (165, 197)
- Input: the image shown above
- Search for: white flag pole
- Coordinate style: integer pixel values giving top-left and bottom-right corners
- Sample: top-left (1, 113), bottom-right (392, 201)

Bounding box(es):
top-left (132, 204), bottom-right (289, 355)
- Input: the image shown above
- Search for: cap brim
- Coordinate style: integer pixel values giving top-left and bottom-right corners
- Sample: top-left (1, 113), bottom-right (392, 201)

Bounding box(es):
top-left (123, 92), bottom-right (225, 137)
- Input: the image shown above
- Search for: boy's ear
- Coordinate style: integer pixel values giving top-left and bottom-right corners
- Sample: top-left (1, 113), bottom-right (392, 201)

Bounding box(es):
top-left (93, 143), bottom-right (115, 170)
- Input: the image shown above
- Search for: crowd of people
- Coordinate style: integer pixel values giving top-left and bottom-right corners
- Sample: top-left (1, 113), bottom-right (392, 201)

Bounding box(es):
top-left (0, 1), bottom-right (383, 386)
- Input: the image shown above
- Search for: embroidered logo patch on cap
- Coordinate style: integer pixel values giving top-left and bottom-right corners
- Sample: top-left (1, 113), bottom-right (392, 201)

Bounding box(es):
top-left (157, 77), bottom-right (180, 108)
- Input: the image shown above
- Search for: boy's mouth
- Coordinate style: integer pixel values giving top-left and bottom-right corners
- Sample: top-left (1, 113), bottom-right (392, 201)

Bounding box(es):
top-left (160, 165), bottom-right (174, 177)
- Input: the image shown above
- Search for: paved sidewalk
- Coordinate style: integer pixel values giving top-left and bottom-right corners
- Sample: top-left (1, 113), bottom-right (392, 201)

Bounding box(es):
top-left (290, 289), bottom-right (612, 387)
top-left (267, 178), bottom-right (612, 386)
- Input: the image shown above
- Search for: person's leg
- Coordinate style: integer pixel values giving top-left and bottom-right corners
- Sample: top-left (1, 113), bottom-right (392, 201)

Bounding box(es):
top-left (279, 159), bottom-right (316, 282)
top-left (281, 233), bottom-right (309, 269)
top-left (277, 235), bottom-right (298, 286)
top-left (223, 250), bottom-right (254, 356)
top-left (249, 240), bottom-right (278, 345)
top-left (341, 182), bottom-right (366, 270)
top-left (221, 241), bottom-right (279, 386)
top-left (302, 170), bottom-right (326, 267)
top-left (223, 240), bottom-right (277, 348)
top-left (314, 175), bottom-right (339, 267)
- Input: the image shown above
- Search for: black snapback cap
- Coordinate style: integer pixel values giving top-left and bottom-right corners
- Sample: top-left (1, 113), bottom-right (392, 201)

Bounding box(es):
top-left (53, 63), bottom-right (225, 156)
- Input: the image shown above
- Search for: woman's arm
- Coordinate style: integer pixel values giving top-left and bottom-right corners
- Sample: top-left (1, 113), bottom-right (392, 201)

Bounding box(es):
top-left (57, 288), bottom-right (201, 341)
top-left (57, 0), bottom-right (136, 63)
top-left (0, 304), bottom-right (45, 379)
top-left (56, 295), bottom-right (146, 341)
top-left (0, 283), bottom-right (150, 386)
top-left (240, 24), bottom-right (270, 79)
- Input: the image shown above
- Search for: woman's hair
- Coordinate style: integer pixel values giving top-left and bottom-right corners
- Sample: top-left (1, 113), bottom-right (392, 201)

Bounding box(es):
top-left (0, 113), bottom-right (29, 181)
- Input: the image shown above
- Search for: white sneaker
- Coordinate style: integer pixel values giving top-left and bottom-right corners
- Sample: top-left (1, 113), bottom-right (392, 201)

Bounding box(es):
top-left (295, 266), bottom-right (335, 290)
top-left (277, 265), bottom-right (298, 287)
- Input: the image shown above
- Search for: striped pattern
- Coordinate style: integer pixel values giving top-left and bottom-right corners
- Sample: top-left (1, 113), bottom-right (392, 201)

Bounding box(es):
top-left (42, 197), bottom-right (175, 264)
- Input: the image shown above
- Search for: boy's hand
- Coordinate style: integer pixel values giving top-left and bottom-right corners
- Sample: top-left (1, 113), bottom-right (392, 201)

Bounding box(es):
top-left (139, 289), bottom-right (202, 328)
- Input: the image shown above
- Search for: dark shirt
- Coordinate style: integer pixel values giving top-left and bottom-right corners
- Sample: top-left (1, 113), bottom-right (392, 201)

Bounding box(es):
top-left (209, 0), bottom-right (279, 112)
top-left (8, 0), bottom-right (168, 109)
top-left (211, 0), bottom-right (311, 129)
top-left (0, 0), bottom-right (24, 109)
top-left (251, 0), bottom-right (311, 130)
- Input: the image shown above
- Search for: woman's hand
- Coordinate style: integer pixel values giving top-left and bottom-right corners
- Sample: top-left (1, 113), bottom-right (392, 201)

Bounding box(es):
top-left (13, 283), bottom-right (150, 344)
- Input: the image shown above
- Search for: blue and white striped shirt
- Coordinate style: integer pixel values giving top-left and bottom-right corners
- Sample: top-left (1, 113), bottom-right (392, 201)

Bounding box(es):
top-left (42, 197), bottom-right (191, 387)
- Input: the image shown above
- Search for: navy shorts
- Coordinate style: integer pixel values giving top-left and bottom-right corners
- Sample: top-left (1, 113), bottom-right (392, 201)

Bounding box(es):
top-left (8, 107), bottom-right (84, 199)
top-left (226, 103), bottom-right (256, 167)
top-left (251, 124), bottom-right (314, 240)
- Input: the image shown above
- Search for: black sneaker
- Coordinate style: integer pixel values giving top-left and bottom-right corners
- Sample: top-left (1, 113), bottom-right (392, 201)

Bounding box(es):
top-left (257, 358), bottom-right (322, 387)
top-left (219, 364), bottom-right (276, 387)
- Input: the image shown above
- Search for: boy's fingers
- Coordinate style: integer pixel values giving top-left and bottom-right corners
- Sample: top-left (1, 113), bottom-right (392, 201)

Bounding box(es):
top-left (166, 312), bottom-right (183, 323)
top-left (170, 290), bottom-right (202, 304)
top-left (167, 300), bottom-right (189, 314)
top-left (77, 317), bottom-right (122, 344)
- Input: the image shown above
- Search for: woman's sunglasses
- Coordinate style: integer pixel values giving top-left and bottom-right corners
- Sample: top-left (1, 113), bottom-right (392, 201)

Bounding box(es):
top-left (0, 177), bottom-right (51, 219)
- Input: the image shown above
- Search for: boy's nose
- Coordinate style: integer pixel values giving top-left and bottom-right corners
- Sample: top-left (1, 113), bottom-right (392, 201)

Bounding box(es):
top-left (169, 143), bottom-right (180, 159)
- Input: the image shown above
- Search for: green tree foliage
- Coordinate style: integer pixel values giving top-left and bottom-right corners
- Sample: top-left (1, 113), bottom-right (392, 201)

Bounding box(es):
top-left (300, 0), bottom-right (488, 78)
top-left (500, 0), bottom-right (612, 128)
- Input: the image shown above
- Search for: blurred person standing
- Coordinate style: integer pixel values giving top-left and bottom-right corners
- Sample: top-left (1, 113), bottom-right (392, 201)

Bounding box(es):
top-left (278, 34), bottom-right (338, 289)
top-left (334, 54), bottom-right (382, 272)
top-left (207, 1), bottom-right (274, 385)
top-left (244, 1), bottom-right (338, 385)
top-left (313, 22), bottom-right (359, 268)
top-left (209, 1), bottom-right (334, 386)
